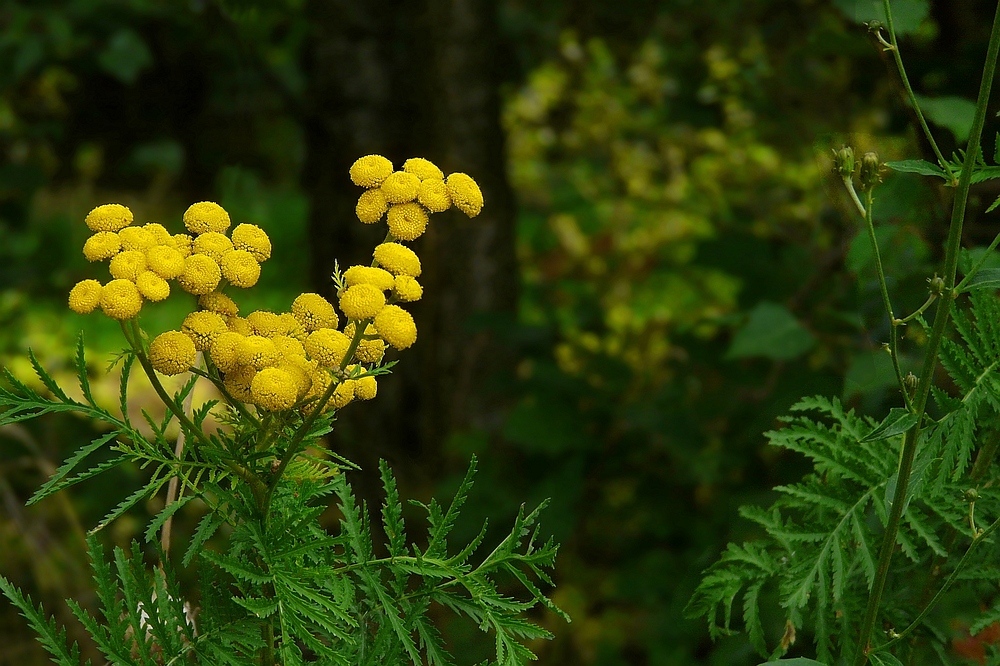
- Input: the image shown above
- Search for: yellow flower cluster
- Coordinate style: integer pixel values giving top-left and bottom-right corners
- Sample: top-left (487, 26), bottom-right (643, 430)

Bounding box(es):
top-left (68, 202), bottom-right (272, 320)
top-left (71, 155), bottom-right (484, 418)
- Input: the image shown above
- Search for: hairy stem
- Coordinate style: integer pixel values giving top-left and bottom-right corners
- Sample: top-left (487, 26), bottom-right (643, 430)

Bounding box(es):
top-left (853, 4), bottom-right (1000, 662)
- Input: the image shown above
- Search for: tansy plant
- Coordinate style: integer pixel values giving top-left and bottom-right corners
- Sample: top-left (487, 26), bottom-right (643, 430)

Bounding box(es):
top-left (686, 4), bottom-right (1000, 666)
top-left (0, 155), bottom-right (566, 666)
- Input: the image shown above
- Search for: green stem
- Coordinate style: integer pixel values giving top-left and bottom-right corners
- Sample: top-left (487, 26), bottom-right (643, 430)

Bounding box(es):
top-left (955, 227), bottom-right (1000, 292)
top-left (893, 293), bottom-right (937, 325)
top-left (853, 4), bottom-right (1000, 662)
top-left (879, 0), bottom-right (955, 182)
top-left (189, 366), bottom-right (262, 428)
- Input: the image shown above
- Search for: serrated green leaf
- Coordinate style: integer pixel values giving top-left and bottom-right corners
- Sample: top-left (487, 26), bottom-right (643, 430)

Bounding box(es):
top-left (27, 431), bottom-right (118, 505)
top-left (144, 494), bottom-right (196, 543)
top-left (884, 159), bottom-right (947, 178)
top-left (89, 477), bottom-right (164, 535)
top-left (915, 94), bottom-right (976, 143)
top-left (0, 575), bottom-right (83, 666)
top-left (960, 267), bottom-right (1000, 291)
top-left (727, 302), bottom-right (815, 361)
top-left (868, 652), bottom-right (904, 666)
top-left (862, 408), bottom-right (918, 442)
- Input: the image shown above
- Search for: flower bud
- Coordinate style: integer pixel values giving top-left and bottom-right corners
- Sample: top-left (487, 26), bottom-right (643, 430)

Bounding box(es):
top-left (833, 146), bottom-right (855, 178)
top-left (928, 275), bottom-right (946, 295)
top-left (858, 152), bottom-right (882, 191)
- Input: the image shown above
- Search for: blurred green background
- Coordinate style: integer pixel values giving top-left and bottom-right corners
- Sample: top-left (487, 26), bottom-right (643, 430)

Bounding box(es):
top-left (2, 0), bottom-right (998, 663)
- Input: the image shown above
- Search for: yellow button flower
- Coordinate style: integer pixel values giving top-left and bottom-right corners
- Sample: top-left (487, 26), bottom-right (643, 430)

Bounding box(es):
top-left (220, 249), bottom-right (261, 288)
top-left (349, 154), bottom-right (394, 188)
top-left (276, 361), bottom-right (312, 399)
top-left (183, 201), bottom-right (231, 235)
top-left (330, 380), bottom-right (355, 409)
top-left (403, 157), bottom-right (444, 181)
top-left (272, 335), bottom-right (307, 362)
top-left (291, 293), bottom-right (338, 332)
top-left (68, 279), bottom-right (103, 314)
top-left (198, 291), bottom-right (240, 317)
top-left (227, 315), bottom-right (254, 336)
top-left (85, 203), bottom-right (133, 232)
top-left (192, 231), bottom-right (234, 262)
top-left (108, 250), bottom-right (147, 281)
top-left (82, 232), bottom-right (121, 262)
top-left (240, 335), bottom-right (280, 370)
top-left (135, 271), bottom-right (170, 302)
top-left (380, 171), bottom-right (420, 204)
top-left (373, 242), bottom-right (421, 277)
top-left (446, 172), bottom-right (484, 217)
top-left (177, 254), bottom-right (222, 295)
top-left (343, 265), bottom-right (395, 291)
top-left (386, 203), bottom-right (429, 241)
top-left (170, 233), bottom-right (193, 257)
top-left (278, 312), bottom-right (307, 340)
top-left (304, 328), bottom-right (352, 368)
top-left (345, 322), bottom-right (385, 363)
top-left (354, 375), bottom-right (378, 400)
top-left (231, 223), bottom-right (272, 262)
top-left (143, 223), bottom-right (171, 244)
top-left (209, 330), bottom-right (245, 373)
top-left (181, 310), bottom-right (228, 351)
top-left (356, 189), bottom-right (388, 224)
top-left (301, 364), bottom-right (331, 410)
top-left (393, 275), bottom-right (423, 302)
top-left (119, 226), bottom-right (156, 251)
top-left (224, 364), bottom-right (256, 403)
top-left (100, 279), bottom-right (144, 320)
top-left (417, 178), bottom-right (452, 213)
top-left (149, 331), bottom-right (196, 376)
top-left (339, 284), bottom-right (386, 321)
top-left (374, 304), bottom-right (417, 350)
top-left (146, 245), bottom-right (186, 279)
top-left (247, 310), bottom-right (284, 338)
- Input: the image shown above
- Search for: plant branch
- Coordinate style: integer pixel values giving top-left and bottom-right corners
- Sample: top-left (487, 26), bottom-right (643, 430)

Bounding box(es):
top-left (853, 3), bottom-right (1000, 662)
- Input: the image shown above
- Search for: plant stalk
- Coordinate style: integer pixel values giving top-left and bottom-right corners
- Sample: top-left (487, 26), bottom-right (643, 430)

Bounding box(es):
top-left (852, 4), bottom-right (1000, 662)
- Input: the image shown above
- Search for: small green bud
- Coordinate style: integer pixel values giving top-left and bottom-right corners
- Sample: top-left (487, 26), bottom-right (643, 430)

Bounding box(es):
top-left (965, 488), bottom-right (980, 502)
top-left (904, 372), bottom-right (918, 392)
top-left (833, 146), bottom-right (855, 178)
top-left (858, 152), bottom-right (882, 191)
top-left (928, 274), bottom-right (946, 295)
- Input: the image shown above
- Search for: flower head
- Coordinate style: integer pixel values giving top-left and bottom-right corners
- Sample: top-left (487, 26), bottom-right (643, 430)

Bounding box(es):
top-left (386, 203), bottom-right (429, 241)
top-left (343, 265), bottom-right (395, 291)
top-left (247, 310), bottom-right (284, 338)
top-left (355, 375), bottom-right (378, 400)
top-left (272, 335), bottom-right (307, 362)
top-left (209, 331), bottom-right (246, 373)
top-left (339, 284), bottom-right (386, 321)
top-left (82, 232), bottom-right (121, 262)
top-left (231, 224), bottom-right (272, 262)
top-left (68, 279), bottom-right (103, 314)
top-left (171, 233), bottom-right (193, 257)
top-left (345, 322), bottom-right (385, 363)
top-left (149, 331), bottom-right (196, 376)
top-left (136, 271), bottom-right (170, 302)
top-left (403, 157), bottom-right (444, 181)
top-left (291, 293), bottom-right (339, 332)
top-left (100, 279), bottom-right (144, 320)
top-left (192, 231), bottom-right (234, 262)
top-left (220, 249), bottom-right (261, 288)
top-left (183, 201), bottom-right (231, 235)
top-left (223, 364), bottom-right (256, 403)
top-left (240, 335), bottom-right (280, 370)
top-left (143, 223), bottom-right (171, 244)
top-left (446, 173), bottom-right (484, 217)
top-left (227, 315), bottom-right (254, 336)
top-left (119, 226), bottom-right (156, 252)
top-left (350, 155), bottom-right (394, 188)
top-left (199, 291), bottom-right (240, 317)
top-left (356, 189), bottom-right (389, 224)
top-left (373, 242), bottom-right (421, 277)
top-left (181, 310), bottom-right (229, 351)
top-left (380, 171), bottom-right (420, 204)
top-left (177, 254), bottom-right (222, 295)
top-left (108, 250), bottom-right (147, 281)
top-left (374, 304), bottom-right (417, 350)
top-left (146, 245), bottom-right (186, 279)
top-left (276, 361), bottom-right (312, 399)
top-left (330, 380), bottom-right (356, 409)
top-left (417, 178), bottom-right (452, 213)
top-left (304, 328), bottom-right (352, 368)
top-left (393, 275), bottom-right (423, 302)
top-left (85, 203), bottom-right (133, 232)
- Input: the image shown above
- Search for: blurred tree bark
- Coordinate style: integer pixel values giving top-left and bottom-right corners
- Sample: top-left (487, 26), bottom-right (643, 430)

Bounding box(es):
top-left (300, 0), bottom-right (517, 484)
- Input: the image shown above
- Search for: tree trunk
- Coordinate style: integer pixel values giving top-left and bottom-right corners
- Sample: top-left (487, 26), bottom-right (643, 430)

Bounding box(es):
top-left (300, 0), bottom-right (517, 488)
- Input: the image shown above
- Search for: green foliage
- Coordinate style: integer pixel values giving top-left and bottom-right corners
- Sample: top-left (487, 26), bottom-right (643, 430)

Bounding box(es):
top-left (0, 334), bottom-right (565, 664)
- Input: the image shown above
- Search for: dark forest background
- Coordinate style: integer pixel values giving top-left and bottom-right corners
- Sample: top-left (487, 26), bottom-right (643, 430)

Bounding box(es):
top-left (2, 0), bottom-right (999, 663)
